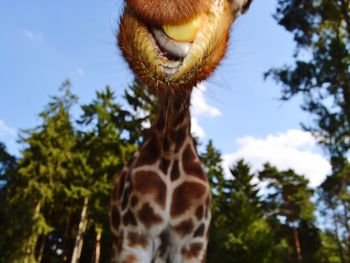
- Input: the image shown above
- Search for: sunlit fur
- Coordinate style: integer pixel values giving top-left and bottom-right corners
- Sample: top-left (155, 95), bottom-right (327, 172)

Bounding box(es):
top-left (118, 0), bottom-right (252, 95)
top-left (112, 1), bottom-right (254, 261)
top-left (126, 0), bottom-right (211, 26)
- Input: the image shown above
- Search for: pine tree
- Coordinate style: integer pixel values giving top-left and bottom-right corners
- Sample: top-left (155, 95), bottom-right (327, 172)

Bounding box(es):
top-left (76, 86), bottom-right (138, 262)
top-left (0, 142), bottom-right (26, 262)
top-left (201, 142), bottom-right (277, 263)
top-left (15, 80), bottom-right (80, 262)
top-left (122, 80), bottom-right (158, 145)
top-left (266, 0), bottom-right (350, 170)
top-left (259, 164), bottom-right (320, 263)
top-left (318, 162), bottom-right (350, 262)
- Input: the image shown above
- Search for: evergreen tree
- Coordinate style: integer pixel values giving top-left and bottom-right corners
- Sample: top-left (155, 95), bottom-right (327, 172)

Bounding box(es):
top-left (318, 162), bottom-right (350, 262)
top-left (0, 142), bottom-right (26, 262)
top-left (15, 80), bottom-right (80, 262)
top-left (259, 164), bottom-right (320, 263)
top-left (201, 142), bottom-right (276, 263)
top-left (0, 141), bottom-right (16, 185)
top-left (266, 0), bottom-right (350, 170)
top-left (219, 161), bottom-right (278, 263)
top-left (77, 86), bottom-right (138, 262)
top-left (122, 80), bottom-right (158, 145)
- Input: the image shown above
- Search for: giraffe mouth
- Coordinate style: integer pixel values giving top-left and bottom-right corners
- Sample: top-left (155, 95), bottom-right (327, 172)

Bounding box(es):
top-left (149, 28), bottom-right (190, 76)
top-left (118, 0), bottom-right (234, 93)
top-left (151, 28), bottom-right (192, 60)
top-left (148, 13), bottom-right (206, 76)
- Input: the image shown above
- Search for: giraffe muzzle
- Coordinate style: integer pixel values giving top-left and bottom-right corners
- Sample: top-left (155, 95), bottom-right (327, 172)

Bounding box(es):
top-left (151, 13), bottom-right (207, 61)
top-left (151, 28), bottom-right (192, 59)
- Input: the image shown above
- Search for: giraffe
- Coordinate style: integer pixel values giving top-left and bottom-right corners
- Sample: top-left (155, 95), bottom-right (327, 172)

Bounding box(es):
top-left (110, 0), bottom-right (253, 262)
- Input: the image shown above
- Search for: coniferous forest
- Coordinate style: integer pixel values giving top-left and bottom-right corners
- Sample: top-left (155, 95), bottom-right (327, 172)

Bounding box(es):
top-left (1, 0), bottom-right (350, 262)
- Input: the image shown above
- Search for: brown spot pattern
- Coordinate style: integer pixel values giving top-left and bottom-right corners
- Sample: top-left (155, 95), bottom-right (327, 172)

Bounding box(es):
top-left (138, 203), bottom-right (163, 228)
top-left (182, 145), bottom-right (206, 181)
top-left (121, 254), bottom-right (138, 263)
top-left (114, 231), bottom-right (124, 253)
top-left (160, 158), bottom-right (170, 175)
top-left (174, 108), bottom-right (186, 127)
top-left (135, 136), bottom-right (160, 167)
top-left (173, 219), bottom-right (194, 237)
top-left (193, 223), bottom-right (205, 238)
top-left (128, 232), bottom-right (148, 248)
top-left (156, 112), bottom-right (166, 131)
top-left (191, 243), bottom-right (204, 258)
top-left (123, 210), bottom-right (137, 226)
top-left (171, 182), bottom-right (207, 218)
top-left (182, 242), bottom-right (204, 259)
top-left (112, 184), bottom-right (118, 201)
top-left (195, 205), bottom-right (204, 220)
top-left (174, 127), bottom-right (186, 152)
top-left (162, 135), bottom-right (170, 152)
top-left (111, 206), bottom-right (121, 229)
top-left (133, 171), bottom-right (166, 208)
top-left (131, 196), bottom-right (139, 207)
top-left (171, 160), bottom-right (180, 181)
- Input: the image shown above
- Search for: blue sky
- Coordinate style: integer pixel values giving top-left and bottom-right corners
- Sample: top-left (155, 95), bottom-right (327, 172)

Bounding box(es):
top-left (0, 0), bottom-right (331, 186)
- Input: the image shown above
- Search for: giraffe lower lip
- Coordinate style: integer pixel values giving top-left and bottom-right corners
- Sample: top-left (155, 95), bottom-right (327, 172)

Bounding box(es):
top-left (151, 28), bottom-right (192, 59)
top-left (161, 65), bottom-right (180, 76)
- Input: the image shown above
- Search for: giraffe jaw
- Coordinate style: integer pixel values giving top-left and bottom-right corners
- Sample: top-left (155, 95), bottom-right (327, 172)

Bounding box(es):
top-left (118, 0), bottom-right (235, 95)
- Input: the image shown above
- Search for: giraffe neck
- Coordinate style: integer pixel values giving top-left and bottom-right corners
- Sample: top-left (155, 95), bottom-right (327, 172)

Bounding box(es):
top-left (132, 91), bottom-right (197, 177)
top-left (111, 90), bottom-right (211, 262)
top-left (151, 93), bottom-right (192, 155)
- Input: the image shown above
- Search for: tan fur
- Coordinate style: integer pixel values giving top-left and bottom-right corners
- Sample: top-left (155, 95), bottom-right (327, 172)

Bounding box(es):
top-left (127, 0), bottom-right (212, 26)
top-left (118, 0), bottom-right (239, 95)
top-left (111, 1), bottom-right (254, 262)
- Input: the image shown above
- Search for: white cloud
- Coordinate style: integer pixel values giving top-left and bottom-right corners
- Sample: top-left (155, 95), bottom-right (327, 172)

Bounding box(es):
top-left (223, 130), bottom-right (331, 188)
top-left (189, 82), bottom-right (222, 139)
top-left (191, 82), bottom-right (222, 117)
top-left (191, 117), bottom-right (205, 139)
top-left (0, 119), bottom-right (16, 136)
top-left (23, 29), bottom-right (43, 41)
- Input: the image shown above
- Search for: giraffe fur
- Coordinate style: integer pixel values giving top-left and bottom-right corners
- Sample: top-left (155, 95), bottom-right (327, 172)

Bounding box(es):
top-left (111, 0), bottom-right (253, 262)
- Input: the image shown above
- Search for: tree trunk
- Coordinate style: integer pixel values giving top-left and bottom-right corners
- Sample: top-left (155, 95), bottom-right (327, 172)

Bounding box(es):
top-left (37, 235), bottom-right (46, 263)
top-left (94, 230), bottom-right (102, 263)
top-left (333, 209), bottom-right (346, 263)
top-left (63, 209), bottom-right (73, 262)
top-left (71, 197), bottom-right (89, 263)
top-left (24, 202), bottom-right (42, 263)
top-left (293, 227), bottom-right (303, 263)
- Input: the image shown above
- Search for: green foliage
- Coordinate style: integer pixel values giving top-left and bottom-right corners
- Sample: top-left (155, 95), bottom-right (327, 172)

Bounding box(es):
top-left (267, 1), bottom-right (350, 262)
top-left (259, 164), bottom-right (321, 263)
top-left (0, 78), bottom-right (345, 263)
top-left (122, 80), bottom-right (158, 145)
top-left (202, 142), bottom-right (278, 263)
top-left (267, 0), bottom-right (350, 169)
top-left (259, 164), bottom-right (315, 224)
top-left (77, 86), bottom-right (140, 260)
top-left (318, 162), bottom-right (350, 262)
top-left (0, 80), bottom-right (158, 262)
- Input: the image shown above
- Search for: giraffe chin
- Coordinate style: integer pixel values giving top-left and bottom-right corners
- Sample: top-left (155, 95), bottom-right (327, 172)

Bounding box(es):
top-left (118, 0), bottom-right (234, 96)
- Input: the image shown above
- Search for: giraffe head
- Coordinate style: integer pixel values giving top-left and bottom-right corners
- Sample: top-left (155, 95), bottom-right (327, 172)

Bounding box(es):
top-left (118, 0), bottom-right (253, 95)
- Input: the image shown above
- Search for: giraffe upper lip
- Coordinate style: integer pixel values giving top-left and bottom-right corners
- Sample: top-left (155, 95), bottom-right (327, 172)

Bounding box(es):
top-left (151, 28), bottom-right (192, 59)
